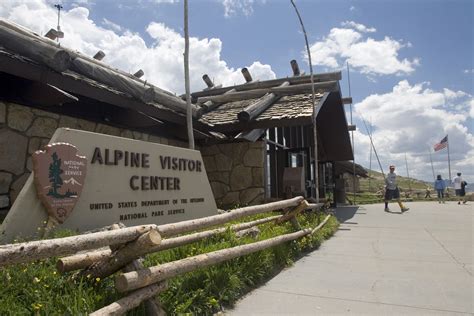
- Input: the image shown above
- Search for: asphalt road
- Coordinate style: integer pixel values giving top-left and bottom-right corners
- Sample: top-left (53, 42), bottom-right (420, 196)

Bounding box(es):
top-left (228, 201), bottom-right (473, 315)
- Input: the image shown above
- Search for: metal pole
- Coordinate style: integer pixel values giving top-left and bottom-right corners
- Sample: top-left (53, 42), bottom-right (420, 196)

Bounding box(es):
top-left (347, 62), bottom-right (356, 204)
top-left (447, 135), bottom-right (451, 185)
top-left (404, 153), bottom-right (411, 192)
top-left (428, 148), bottom-right (435, 181)
top-left (183, 0), bottom-right (194, 150)
top-left (368, 120), bottom-right (373, 191)
top-left (290, 0), bottom-right (319, 202)
top-left (362, 117), bottom-right (385, 180)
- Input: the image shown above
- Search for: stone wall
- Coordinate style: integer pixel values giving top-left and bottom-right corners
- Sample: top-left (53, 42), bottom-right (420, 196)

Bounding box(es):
top-left (0, 101), bottom-right (188, 212)
top-left (343, 173), bottom-right (361, 192)
top-left (201, 141), bottom-right (265, 208)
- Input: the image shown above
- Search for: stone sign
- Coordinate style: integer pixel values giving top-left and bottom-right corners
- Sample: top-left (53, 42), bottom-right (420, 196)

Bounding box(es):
top-left (32, 143), bottom-right (87, 223)
top-left (0, 128), bottom-right (217, 242)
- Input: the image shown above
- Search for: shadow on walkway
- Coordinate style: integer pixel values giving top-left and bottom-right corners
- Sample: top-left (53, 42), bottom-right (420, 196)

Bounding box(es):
top-left (332, 205), bottom-right (359, 223)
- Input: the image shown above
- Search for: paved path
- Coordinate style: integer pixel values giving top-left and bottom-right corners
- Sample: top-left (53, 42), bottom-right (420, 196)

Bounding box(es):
top-left (228, 202), bottom-right (473, 315)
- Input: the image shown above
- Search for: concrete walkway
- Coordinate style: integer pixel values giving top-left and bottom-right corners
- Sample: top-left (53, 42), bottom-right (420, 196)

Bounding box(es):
top-left (228, 202), bottom-right (473, 315)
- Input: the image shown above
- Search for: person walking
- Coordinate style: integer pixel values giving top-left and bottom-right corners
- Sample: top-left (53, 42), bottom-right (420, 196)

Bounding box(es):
top-left (434, 175), bottom-right (446, 203)
top-left (384, 165), bottom-right (409, 213)
top-left (453, 172), bottom-right (467, 204)
top-left (460, 179), bottom-right (468, 204)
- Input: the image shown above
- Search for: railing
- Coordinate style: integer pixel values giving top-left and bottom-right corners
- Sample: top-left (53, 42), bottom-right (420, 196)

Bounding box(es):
top-left (0, 197), bottom-right (331, 315)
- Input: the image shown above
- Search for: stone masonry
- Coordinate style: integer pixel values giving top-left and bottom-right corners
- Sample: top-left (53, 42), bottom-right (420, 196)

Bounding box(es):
top-left (201, 141), bottom-right (265, 208)
top-left (0, 101), bottom-right (188, 213)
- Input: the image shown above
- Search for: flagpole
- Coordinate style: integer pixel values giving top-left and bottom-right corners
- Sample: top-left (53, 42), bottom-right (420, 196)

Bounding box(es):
top-left (447, 134), bottom-right (452, 185)
top-left (404, 153), bottom-right (411, 192)
top-left (428, 147), bottom-right (435, 181)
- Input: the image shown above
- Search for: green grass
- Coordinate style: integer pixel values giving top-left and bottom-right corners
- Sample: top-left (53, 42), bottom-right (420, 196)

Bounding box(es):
top-left (0, 211), bottom-right (338, 315)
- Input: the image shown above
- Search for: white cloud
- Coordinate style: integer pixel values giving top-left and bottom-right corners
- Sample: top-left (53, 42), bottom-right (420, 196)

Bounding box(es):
top-left (349, 6), bottom-right (356, 11)
top-left (353, 80), bottom-right (474, 181)
top-left (308, 23), bottom-right (419, 76)
top-left (220, 0), bottom-right (256, 17)
top-left (341, 21), bottom-right (376, 33)
top-left (463, 69), bottom-right (474, 74)
top-left (102, 18), bottom-right (122, 33)
top-left (469, 99), bottom-right (474, 118)
top-left (151, 0), bottom-right (179, 3)
top-left (0, 0), bottom-right (275, 94)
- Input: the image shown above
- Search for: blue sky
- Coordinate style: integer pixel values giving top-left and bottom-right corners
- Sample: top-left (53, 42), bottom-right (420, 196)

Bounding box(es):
top-left (1, 0), bottom-right (473, 182)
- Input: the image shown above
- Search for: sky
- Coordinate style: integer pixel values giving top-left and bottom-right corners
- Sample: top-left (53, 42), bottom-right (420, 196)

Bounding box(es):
top-left (1, 0), bottom-right (473, 183)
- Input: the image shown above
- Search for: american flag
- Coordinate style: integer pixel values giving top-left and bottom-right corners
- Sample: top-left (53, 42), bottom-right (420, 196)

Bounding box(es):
top-left (434, 135), bottom-right (448, 152)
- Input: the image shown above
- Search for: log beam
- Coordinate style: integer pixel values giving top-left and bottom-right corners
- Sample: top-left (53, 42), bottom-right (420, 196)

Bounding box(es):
top-left (191, 71), bottom-right (341, 99)
top-left (81, 229), bottom-right (162, 279)
top-left (342, 97), bottom-right (352, 104)
top-left (89, 281), bottom-right (168, 316)
top-left (290, 60), bottom-right (301, 76)
top-left (237, 82), bottom-right (289, 122)
top-left (202, 74), bottom-right (214, 88)
top-left (274, 200), bottom-right (309, 224)
top-left (0, 224), bottom-right (157, 266)
top-left (0, 24), bottom-right (71, 73)
top-left (115, 214), bottom-right (332, 292)
top-left (241, 68), bottom-right (253, 83)
top-left (57, 215), bottom-right (283, 273)
top-left (157, 196), bottom-right (304, 237)
top-left (197, 81), bottom-right (338, 104)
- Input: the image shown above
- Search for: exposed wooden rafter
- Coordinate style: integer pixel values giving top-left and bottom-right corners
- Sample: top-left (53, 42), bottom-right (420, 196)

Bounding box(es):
top-left (197, 81), bottom-right (338, 104)
top-left (237, 82), bottom-right (290, 122)
top-left (191, 71), bottom-right (341, 99)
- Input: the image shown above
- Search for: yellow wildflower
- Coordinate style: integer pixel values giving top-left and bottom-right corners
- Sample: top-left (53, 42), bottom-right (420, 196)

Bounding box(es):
top-left (32, 303), bottom-right (43, 310)
top-left (95, 277), bottom-right (101, 282)
top-left (33, 277), bottom-right (41, 283)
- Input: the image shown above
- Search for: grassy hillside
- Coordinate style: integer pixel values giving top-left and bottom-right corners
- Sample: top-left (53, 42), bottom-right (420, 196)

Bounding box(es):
top-left (359, 170), bottom-right (432, 193)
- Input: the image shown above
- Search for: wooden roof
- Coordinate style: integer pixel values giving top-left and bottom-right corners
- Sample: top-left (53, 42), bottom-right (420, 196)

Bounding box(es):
top-left (0, 19), bottom-right (353, 157)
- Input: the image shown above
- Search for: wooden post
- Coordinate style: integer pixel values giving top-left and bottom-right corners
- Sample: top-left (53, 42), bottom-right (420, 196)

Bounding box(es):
top-left (81, 229), bottom-right (162, 279)
top-left (274, 201), bottom-right (309, 224)
top-left (0, 224), bottom-right (157, 266)
top-left (89, 281), bottom-right (168, 316)
top-left (183, 0), bottom-right (195, 149)
top-left (115, 214), bottom-right (332, 292)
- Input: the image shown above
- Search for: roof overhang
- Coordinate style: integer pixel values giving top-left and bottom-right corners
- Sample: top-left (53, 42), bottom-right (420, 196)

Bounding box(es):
top-left (316, 91), bottom-right (354, 162)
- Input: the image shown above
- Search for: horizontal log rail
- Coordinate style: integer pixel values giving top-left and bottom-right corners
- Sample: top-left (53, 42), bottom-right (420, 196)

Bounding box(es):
top-left (57, 214), bottom-right (284, 273)
top-left (0, 225), bottom-right (157, 266)
top-left (115, 214), bottom-right (332, 292)
top-left (89, 281), bottom-right (168, 316)
top-left (0, 197), bottom-right (330, 315)
top-left (157, 196), bottom-right (304, 237)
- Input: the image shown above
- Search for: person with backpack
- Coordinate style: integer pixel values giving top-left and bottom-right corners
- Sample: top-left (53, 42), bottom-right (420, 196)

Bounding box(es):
top-left (453, 172), bottom-right (468, 205)
top-left (434, 175), bottom-right (446, 204)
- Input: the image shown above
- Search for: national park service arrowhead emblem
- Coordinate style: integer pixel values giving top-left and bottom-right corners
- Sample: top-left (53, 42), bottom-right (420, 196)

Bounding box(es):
top-left (32, 143), bottom-right (87, 223)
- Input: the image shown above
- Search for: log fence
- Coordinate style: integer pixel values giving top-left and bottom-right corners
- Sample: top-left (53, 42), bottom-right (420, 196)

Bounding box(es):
top-left (0, 197), bottom-right (331, 315)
